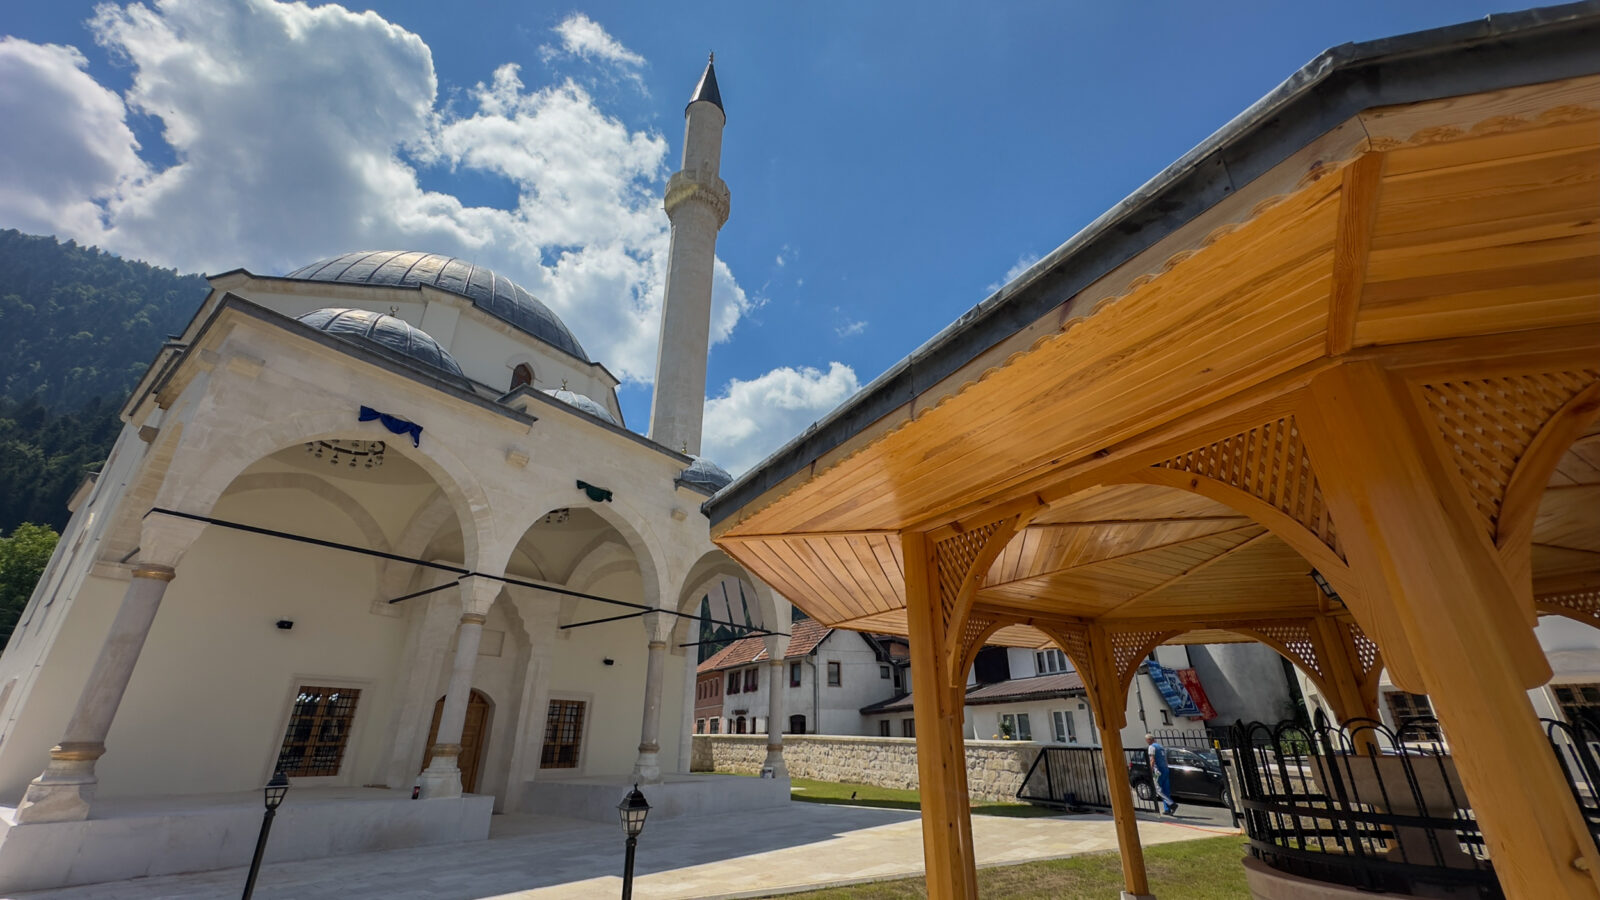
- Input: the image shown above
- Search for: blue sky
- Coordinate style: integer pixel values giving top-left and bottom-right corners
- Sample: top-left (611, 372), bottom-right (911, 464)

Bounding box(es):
top-left (0, 0), bottom-right (1521, 470)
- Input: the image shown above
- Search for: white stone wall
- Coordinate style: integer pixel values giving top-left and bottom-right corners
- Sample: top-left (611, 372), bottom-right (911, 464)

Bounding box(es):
top-left (692, 734), bottom-right (1040, 803)
top-left (716, 631), bottom-right (901, 737)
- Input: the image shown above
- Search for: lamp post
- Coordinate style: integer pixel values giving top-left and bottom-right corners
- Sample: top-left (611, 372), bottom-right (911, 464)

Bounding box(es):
top-left (241, 771), bottom-right (289, 900)
top-left (617, 784), bottom-right (651, 900)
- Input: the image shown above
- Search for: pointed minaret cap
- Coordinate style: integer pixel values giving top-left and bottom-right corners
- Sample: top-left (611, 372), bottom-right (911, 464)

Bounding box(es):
top-left (688, 52), bottom-right (723, 114)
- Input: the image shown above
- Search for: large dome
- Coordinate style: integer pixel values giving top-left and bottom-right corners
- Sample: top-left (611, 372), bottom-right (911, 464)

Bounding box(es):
top-left (296, 307), bottom-right (466, 381)
top-left (284, 251), bottom-right (589, 362)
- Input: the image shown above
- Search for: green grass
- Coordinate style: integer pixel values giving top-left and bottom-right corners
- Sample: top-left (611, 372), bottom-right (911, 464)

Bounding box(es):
top-left (767, 835), bottom-right (1251, 899)
top-left (788, 777), bottom-right (1060, 818)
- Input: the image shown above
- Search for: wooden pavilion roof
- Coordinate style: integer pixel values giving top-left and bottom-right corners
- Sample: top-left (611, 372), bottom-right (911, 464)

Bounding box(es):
top-left (708, 9), bottom-right (1600, 654)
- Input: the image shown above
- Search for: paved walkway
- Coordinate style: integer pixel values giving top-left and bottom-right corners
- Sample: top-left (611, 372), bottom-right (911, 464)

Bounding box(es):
top-left (10, 804), bottom-right (1236, 900)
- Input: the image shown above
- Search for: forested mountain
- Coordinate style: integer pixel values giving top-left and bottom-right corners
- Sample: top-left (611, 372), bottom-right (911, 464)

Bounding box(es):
top-left (0, 231), bottom-right (207, 532)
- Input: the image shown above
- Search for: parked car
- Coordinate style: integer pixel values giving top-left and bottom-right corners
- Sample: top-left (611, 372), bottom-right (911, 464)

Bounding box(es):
top-left (1128, 747), bottom-right (1231, 805)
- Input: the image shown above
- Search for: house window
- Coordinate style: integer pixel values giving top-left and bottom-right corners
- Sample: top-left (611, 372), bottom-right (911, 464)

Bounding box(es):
top-left (1035, 649), bottom-right (1068, 675)
top-left (880, 664), bottom-right (891, 679)
top-left (736, 716), bottom-right (746, 734)
top-left (510, 363), bottom-right (534, 389)
top-left (879, 720), bottom-right (891, 737)
top-left (728, 672), bottom-right (740, 694)
top-left (790, 661), bottom-right (802, 687)
top-left (1052, 710), bottom-right (1077, 744)
top-left (274, 685), bottom-right (361, 777)
top-left (827, 661), bottom-right (841, 686)
top-left (709, 717), bottom-right (720, 734)
top-left (893, 668), bottom-right (904, 690)
top-left (1555, 684), bottom-right (1600, 726)
top-left (744, 668), bottom-right (759, 692)
top-left (541, 699), bottom-right (586, 769)
top-left (696, 718), bottom-right (706, 734)
top-left (901, 718), bottom-right (915, 738)
top-left (1160, 709), bottom-right (1172, 727)
top-left (789, 714), bottom-right (807, 733)
top-left (1385, 691), bottom-right (1443, 741)
top-left (1001, 713), bottom-right (1032, 741)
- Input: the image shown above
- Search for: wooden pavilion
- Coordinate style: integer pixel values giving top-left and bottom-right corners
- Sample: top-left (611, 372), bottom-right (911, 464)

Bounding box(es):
top-left (706, 8), bottom-right (1600, 899)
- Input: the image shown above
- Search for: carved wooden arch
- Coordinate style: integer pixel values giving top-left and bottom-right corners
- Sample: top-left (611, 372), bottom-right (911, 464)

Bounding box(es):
top-left (929, 499), bottom-right (1044, 678)
top-left (1224, 622), bottom-right (1335, 700)
top-left (1538, 590), bottom-right (1600, 630)
top-left (1498, 380), bottom-right (1600, 550)
top-left (952, 612), bottom-right (1022, 690)
top-left (1105, 628), bottom-right (1186, 698)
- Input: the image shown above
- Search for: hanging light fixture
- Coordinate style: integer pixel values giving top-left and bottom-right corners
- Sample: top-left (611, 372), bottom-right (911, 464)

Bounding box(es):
top-left (304, 439), bottom-right (386, 469)
top-left (541, 509), bottom-right (571, 526)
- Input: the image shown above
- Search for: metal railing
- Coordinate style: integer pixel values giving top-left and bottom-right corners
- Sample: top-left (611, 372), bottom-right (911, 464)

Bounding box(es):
top-left (1015, 745), bottom-right (1160, 813)
top-left (1545, 712), bottom-right (1600, 849)
top-left (1231, 711), bottom-right (1501, 899)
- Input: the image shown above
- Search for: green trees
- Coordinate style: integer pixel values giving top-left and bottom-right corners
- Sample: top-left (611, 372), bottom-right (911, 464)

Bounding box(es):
top-left (0, 523), bottom-right (59, 643)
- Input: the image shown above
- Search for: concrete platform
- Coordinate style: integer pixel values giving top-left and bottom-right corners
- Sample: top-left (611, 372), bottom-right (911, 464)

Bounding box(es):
top-left (522, 773), bottom-right (789, 823)
top-left (0, 786), bottom-right (492, 893)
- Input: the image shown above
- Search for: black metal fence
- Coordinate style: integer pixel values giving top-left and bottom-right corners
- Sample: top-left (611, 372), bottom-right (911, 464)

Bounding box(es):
top-left (1231, 711), bottom-right (1501, 899)
top-left (1016, 745), bottom-right (1161, 813)
top-left (1545, 712), bottom-right (1600, 849)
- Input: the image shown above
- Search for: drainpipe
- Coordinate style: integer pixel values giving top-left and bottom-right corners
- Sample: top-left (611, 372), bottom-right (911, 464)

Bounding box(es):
top-left (806, 655), bottom-right (819, 733)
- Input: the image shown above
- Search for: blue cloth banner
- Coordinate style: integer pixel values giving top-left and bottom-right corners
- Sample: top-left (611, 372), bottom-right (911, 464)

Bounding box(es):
top-left (1146, 657), bottom-right (1203, 718)
top-left (359, 405), bottom-right (422, 447)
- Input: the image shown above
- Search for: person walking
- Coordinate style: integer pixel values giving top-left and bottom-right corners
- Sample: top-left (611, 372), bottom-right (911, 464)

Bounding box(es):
top-left (1146, 733), bottom-right (1178, 816)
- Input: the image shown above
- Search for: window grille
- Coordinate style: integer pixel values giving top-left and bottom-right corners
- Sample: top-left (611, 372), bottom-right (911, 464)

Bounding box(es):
top-left (1555, 683), bottom-right (1600, 725)
top-left (1385, 691), bottom-right (1443, 741)
top-left (541, 699), bottom-right (586, 768)
top-left (274, 685), bottom-right (361, 777)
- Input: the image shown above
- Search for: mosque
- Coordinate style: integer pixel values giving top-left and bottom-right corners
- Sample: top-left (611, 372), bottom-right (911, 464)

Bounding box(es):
top-left (0, 59), bottom-right (793, 891)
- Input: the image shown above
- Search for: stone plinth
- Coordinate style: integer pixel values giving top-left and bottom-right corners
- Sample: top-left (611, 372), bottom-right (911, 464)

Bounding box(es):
top-left (522, 773), bottom-right (788, 823)
top-left (0, 786), bottom-right (492, 893)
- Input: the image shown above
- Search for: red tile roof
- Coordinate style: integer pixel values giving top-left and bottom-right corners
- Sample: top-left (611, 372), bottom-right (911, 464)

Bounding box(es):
top-left (697, 617), bottom-right (835, 672)
top-left (860, 672), bottom-right (1087, 714)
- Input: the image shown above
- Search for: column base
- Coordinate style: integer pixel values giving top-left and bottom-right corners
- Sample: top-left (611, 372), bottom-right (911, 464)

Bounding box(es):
top-left (417, 755), bottom-right (463, 799)
top-left (763, 745), bottom-right (787, 779)
top-left (632, 745), bottom-right (662, 784)
top-left (14, 747), bottom-right (102, 824)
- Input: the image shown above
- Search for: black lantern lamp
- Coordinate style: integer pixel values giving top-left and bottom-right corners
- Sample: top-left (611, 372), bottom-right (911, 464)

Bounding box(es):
top-left (618, 784), bottom-right (650, 899)
top-left (241, 772), bottom-right (289, 900)
top-left (1308, 569), bottom-right (1345, 607)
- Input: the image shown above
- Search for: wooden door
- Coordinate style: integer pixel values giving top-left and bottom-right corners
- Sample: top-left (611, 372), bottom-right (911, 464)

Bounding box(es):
top-left (421, 690), bottom-right (491, 794)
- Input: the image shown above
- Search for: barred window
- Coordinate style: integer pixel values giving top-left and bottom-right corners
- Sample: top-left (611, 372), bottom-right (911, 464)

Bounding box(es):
top-left (1555, 684), bottom-right (1600, 726)
top-left (275, 685), bottom-right (361, 777)
top-left (1385, 691), bottom-right (1442, 741)
top-left (541, 699), bottom-right (586, 769)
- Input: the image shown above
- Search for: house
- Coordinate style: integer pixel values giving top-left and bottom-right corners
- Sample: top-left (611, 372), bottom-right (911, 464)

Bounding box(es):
top-left (697, 618), bottom-right (905, 736)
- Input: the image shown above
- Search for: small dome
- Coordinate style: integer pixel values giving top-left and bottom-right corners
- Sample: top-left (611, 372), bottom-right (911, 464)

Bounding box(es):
top-left (284, 251), bottom-right (589, 362)
top-left (296, 308), bottom-right (465, 380)
top-left (678, 456), bottom-right (733, 492)
top-left (543, 388), bottom-right (618, 426)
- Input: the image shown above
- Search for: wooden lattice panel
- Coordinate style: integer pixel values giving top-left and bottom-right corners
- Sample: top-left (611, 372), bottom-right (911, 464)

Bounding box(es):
top-left (935, 523), bottom-right (1001, 634)
top-left (1109, 628), bottom-right (1174, 686)
top-left (1250, 622), bottom-right (1323, 681)
top-left (1422, 369), bottom-right (1600, 539)
top-left (1155, 416), bottom-right (1339, 552)
top-left (1541, 589), bottom-right (1600, 624)
top-left (1348, 621), bottom-right (1381, 684)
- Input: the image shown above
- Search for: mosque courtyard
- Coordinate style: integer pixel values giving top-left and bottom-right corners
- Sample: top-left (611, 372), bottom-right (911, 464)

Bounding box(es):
top-left (8, 800), bottom-right (1234, 900)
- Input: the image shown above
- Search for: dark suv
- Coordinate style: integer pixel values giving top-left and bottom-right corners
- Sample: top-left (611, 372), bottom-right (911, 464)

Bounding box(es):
top-left (1127, 747), bottom-right (1230, 805)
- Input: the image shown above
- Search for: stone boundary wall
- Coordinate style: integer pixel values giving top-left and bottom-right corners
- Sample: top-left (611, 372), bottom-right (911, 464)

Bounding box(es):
top-left (691, 734), bottom-right (1040, 803)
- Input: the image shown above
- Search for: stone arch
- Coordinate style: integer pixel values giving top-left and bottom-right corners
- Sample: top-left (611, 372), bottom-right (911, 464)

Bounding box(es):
top-left (502, 499), bottom-right (668, 616)
top-left (670, 549), bottom-right (785, 649)
top-left (156, 407), bottom-right (496, 571)
top-left (221, 470), bottom-right (390, 573)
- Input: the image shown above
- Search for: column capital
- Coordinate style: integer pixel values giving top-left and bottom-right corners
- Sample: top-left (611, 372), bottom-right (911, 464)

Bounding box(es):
top-left (137, 513), bottom-right (207, 570)
top-left (762, 632), bottom-right (790, 661)
top-left (641, 609), bottom-right (674, 643)
top-left (457, 575), bottom-right (500, 617)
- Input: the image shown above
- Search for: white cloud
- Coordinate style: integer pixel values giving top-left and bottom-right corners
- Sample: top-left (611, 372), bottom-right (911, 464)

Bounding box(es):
top-left (549, 13), bottom-right (645, 69)
top-left (701, 362), bottom-right (860, 474)
top-left (835, 319), bottom-right (867, 338)
top-left (0, 37), bottom-right (146, 238)
top-left (988, 251), bottom-right (1041, 292)
top-left (0, 1), bottom-right (751, 384)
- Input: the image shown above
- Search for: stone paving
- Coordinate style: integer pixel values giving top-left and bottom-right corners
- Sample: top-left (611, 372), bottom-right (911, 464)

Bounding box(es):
top-left (9, 802), bottom-right (1237, 900)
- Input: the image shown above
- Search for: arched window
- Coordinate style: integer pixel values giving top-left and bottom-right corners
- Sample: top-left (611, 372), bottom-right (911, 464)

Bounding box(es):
top-left (789, 714), bottom-right (807, 734)
top-left (511, 363), bottom-right (534, 390)
top-left (736, 716), bottom-right (746, 734)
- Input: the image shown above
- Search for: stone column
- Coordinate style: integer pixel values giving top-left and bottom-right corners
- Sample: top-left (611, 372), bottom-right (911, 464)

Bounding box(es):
top-left (763, 632), bottom-right (790, 777)
top-left (418, 575), bottom-right (499, 799)
top-left (678, 633), bottom-right (698, 775)
top-left (503, 601), bottom-right (556, 813)
top-left (632, 611), bottom-right (671, 783)
top-left (17, 514), bottom-right (205, 824)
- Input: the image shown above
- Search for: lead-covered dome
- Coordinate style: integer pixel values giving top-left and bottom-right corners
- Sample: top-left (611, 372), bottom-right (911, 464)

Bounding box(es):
top-left (285, 251), bottom-right (589, 362)
top-left (296, 308), bottom-right (465, 380)
top-left (543, 387), bottom-right (618, 426)
top-left (678, 456), bottom-right (733, 492)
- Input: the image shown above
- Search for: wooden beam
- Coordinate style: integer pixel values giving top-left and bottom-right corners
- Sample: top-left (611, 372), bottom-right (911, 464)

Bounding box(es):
top-left (902, 531), bottom-right (978, 899)
top-left (1327, 152), bottom-right (1384, 356)
top-left (1299, 361), bottom-right (1600, 899)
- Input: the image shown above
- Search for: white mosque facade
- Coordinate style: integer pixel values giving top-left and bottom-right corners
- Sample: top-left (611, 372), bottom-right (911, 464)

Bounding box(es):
top-left (0, 60), bottom-right (790, 891)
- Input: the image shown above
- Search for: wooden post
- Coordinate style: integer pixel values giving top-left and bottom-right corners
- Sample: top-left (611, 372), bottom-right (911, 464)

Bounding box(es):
top-left (902, 530), bottom-right (979, 900)
top-left (1087, 625), bottom-right (1152, 900)
top-left (1300, 362), bottom-right (1600, 900)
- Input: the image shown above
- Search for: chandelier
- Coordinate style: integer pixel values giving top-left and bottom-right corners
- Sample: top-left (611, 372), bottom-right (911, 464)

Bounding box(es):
top-left (541, 508), bottom-right (571, 526)
top-left (305, 439), bottom-right (386, 469)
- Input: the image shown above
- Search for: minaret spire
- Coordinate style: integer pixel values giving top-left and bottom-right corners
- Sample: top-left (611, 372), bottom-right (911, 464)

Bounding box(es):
top-left (648, 58), bottom-right (731, 457)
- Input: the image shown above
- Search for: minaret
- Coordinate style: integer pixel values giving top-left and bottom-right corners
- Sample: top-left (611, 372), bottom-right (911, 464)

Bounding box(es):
top-left (648, 55), bottom-right (730, 457)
